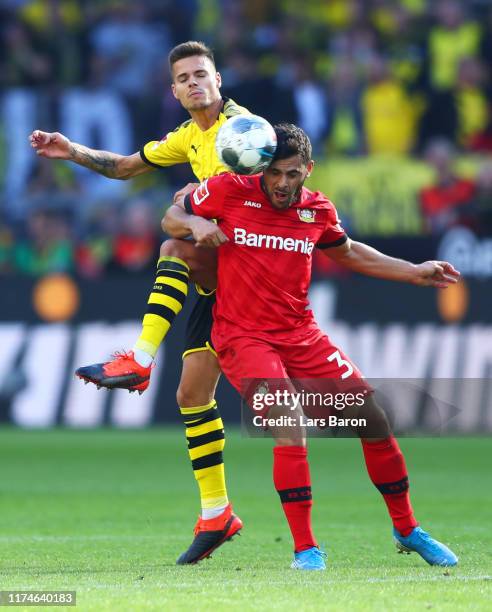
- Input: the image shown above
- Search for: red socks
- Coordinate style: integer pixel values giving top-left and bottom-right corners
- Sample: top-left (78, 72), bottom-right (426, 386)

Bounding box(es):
top-left (273, 438), bottom-right (416, 549)
top-left (273, 445), bottom-right (317, 552)
top-left (361, 436), bottom-right (418, 536)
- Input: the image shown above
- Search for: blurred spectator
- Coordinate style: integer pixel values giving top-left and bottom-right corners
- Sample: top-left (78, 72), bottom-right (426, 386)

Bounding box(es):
top-left (7, 156), bottom-right (82, 223)
top-left (213, 1), bottom-right (246, 59)
top-left (159, 0), bottom-right (197, 44)
top-left (361, 54), bottom-right (417, 154)
top-left (419, 139), bottom-right (476, 235)
top-left (59, 54), bottom-right (133, 200)
top-left (2, 88), bottom-right (39, 205)
top-left (281, 0), bottom-right (356, 30)
top-left (14, 208), bottom-right (74, 275)
top-left (1, 19), bottom-right (52, 87)
top-left (372, 2), bottom-right (425, 87)
top-left (112, 199), bottom-right (159, 273)
top-left (18, 0), bottom-right (86, 86)
top-left (221, 49), bottom-right (273, 117)
top-left (471, 162), bottom-right (492, 235)
top-left (424, 0), bottom-right (481, 91)
top-left (75, 204), bottom-right (118, 278)
top-left (325, 57), bottom-right (364, 155)
top-left (417, 90), bottom-right (458, 151)
top-left (89, 3), bottom-right (170, 97)
top-left (421, 55), bottom-right (491, 152)
top-left (479, 4), bottom-right (492, 85)
top-left (290, 57), bottom-right (327, 154)
top-left (222, 47), bottom-right (296, 126)
top-left (1, 0), bottom-right (492, 278)
top-left (27, 156), bottom-right (79, 197)
top-left (0, 218), bottom-right (14, 274)
top-left (454, 57), bottom-right (491, 151)
top-left (20, 0), bottom-right (82, 34)
top-left (349, 22), bottom-right (379, 68)
top-left (1, 20), bottom-right (51, 203)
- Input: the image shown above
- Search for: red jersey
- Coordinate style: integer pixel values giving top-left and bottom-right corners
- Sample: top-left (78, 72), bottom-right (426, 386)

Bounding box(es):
top-left (185, 173), bottom-right (347, 341)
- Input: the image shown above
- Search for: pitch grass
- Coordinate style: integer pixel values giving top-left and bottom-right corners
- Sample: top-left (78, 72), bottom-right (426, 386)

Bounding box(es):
top-left (0, 430), bottom-right (491, 611)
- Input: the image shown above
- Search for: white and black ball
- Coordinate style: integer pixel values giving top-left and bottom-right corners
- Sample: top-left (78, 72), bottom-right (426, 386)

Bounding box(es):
top-left (216, 115), bottom-right (277, 175)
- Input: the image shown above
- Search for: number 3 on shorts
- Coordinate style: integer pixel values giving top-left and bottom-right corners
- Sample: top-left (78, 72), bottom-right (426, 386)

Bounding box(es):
top-left (327, 350), bottom-right (354, 380)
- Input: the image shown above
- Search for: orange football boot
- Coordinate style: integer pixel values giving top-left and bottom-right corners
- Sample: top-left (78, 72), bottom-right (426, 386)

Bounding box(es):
top-left (75, 351), bottom-right (152, 394)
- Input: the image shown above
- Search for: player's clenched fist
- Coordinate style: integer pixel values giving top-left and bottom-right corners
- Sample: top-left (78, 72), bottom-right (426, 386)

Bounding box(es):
top-left (189, 217), bottom-right (229, 248)
top-left (29, 130), bottom-right (71, 159)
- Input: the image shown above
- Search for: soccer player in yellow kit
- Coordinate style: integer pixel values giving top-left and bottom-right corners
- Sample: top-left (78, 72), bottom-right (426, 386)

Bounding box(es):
top-left (30, 41), bottom-right (245, 564)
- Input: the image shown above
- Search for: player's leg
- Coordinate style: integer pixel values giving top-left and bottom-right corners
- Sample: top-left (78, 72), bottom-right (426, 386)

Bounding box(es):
top-left (134, 239), bottom-right (217, 365)
top-left (176, 298), bottom-right (241, 565)
top-left (355, 395), bottom-right (457, 565)
top-left (216, 336), bottom-right (324, 570)
top-left (178, 350), bottom-right (226, 517)
top-left (285, 329), bottom-right (458, 567)
top-left (349, 395), bottom-right (418, 538)
top-left (268, 414), bottom-right (325, 570)
top-left (281, 330), bottom-right (416, 538)
top-left (75, 238), bottom-right (217, 391)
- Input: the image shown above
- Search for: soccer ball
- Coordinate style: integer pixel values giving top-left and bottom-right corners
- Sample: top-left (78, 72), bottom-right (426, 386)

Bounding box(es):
top-left (216, 115), bottom-right (277, 175)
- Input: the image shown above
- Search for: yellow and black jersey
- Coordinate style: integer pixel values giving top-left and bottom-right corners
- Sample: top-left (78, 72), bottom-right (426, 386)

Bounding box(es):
top-left (140, 97), bottom-right (250, 182)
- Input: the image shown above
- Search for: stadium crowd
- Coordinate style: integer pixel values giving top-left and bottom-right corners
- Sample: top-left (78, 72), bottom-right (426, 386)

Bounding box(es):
top-left (1, 0), bottom-right (491, 277)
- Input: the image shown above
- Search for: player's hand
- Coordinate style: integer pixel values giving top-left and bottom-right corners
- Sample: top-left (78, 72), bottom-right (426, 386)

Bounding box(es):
top-left (190, 217), bottom-right (229, 248)
top-left (173, 182), bottom-right (199, 205)
top-left (413, 261), bottom-right (460, 288)
top-left (29, 130), bottom-right (72, 160)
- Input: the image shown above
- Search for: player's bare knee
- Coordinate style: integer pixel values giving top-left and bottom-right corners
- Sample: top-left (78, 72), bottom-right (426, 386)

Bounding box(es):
top-left (176, 383), bottom-right (215, 409)
top-left (160, 239), bottom-right (215, 287)
top-left (161, 238), bottom-right (202, 270)
top-left (160, 238), bottom-right (191, 261)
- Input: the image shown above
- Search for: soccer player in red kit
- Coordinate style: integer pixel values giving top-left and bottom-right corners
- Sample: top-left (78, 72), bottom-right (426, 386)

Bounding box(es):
top-left (164, 123), bottom-right (460, 570)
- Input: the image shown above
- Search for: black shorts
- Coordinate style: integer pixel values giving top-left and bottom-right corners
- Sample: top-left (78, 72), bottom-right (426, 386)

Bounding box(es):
top-left (183, 292), bottom-right (216, 357)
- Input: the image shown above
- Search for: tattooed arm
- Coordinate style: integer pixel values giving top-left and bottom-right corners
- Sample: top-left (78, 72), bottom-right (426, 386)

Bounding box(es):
top-left (29, 130), bottom-right (152, 179)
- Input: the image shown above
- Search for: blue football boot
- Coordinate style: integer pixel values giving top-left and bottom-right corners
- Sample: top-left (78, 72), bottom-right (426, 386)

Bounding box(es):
top-left (291, 547), bottom-right (327, 570)
top-left (393, 526), bottom-right (458, 566)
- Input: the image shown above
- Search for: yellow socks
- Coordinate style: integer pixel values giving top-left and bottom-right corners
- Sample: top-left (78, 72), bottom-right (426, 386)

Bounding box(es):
top-left (135, 256), bottom-right (189, 358)
top-left (180, 400), bottom-right (229, 514)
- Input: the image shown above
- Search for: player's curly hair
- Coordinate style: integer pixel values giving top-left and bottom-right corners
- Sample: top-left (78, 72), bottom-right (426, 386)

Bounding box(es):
top-left (168, 41), bottom-right (215, 71)
top-left (273, 123), bottom-right (312, 165)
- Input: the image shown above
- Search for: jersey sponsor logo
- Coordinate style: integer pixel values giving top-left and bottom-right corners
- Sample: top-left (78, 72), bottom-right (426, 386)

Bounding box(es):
top-left (190, 144), bottom-right (200, 154)
top-left (298, 209), bottom-right (316, 223)
top-left (234, 227), bottom-right (315, 255)
top-left (243, 200), bottom-right (262, 209)
top-left (193, 179), bottom-right (210, 206)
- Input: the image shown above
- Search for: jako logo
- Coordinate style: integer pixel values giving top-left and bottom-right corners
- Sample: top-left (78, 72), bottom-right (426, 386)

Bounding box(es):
top-left (243, 200), bottom-right (262, 208)
top-left (234, 227), bottom-right (315, 254)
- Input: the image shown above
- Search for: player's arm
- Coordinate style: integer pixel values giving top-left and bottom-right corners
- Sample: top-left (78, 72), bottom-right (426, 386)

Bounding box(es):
top-left (164, 205), bottom-right (227, 247)
top-left (29, 130), bottom-right (152, 179)
top-left (324, 239), bottom-right (460, 288)
top-left (163, 180), bottom-right (229, 248)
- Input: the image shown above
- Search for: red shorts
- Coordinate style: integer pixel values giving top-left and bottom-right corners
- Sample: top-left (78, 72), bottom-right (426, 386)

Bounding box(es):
top-left (213, 324), bottom-right (370, 417)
